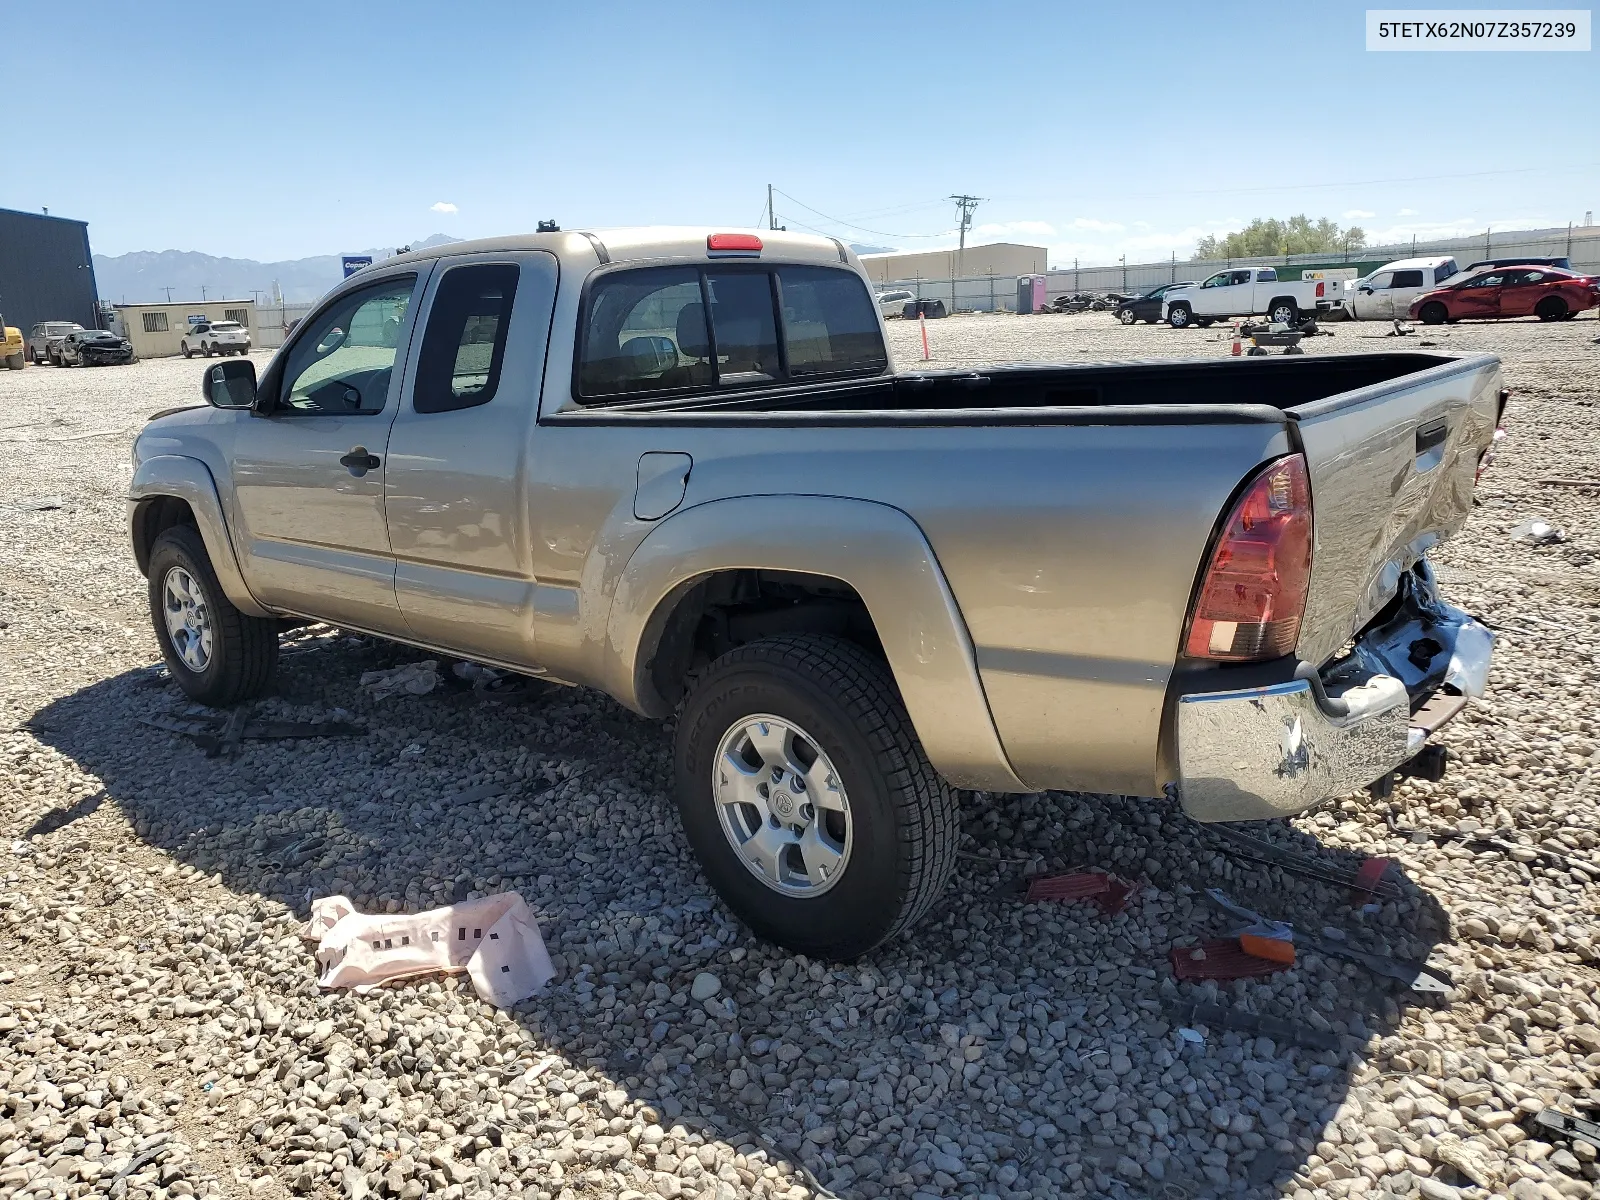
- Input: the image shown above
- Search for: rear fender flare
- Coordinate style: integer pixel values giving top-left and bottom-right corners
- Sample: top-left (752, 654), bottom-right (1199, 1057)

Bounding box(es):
top-left (606, 494), bottom-right (1029, 792)
top-left (129, 455), bottom-right (271, 617)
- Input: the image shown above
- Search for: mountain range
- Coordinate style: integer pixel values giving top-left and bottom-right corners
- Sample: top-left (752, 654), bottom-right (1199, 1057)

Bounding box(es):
top-left (93, 234), bottom-right (899, 307)
top-left (91, 234), bottom-right (462, 306)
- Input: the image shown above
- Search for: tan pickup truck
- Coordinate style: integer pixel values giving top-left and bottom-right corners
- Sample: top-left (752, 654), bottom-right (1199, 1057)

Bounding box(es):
top-left (128, 228), bottom-right (1503, 958)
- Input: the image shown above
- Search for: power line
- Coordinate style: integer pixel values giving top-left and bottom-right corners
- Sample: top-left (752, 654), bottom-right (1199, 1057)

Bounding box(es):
top-left (772, 189), bottom-right (954, 239)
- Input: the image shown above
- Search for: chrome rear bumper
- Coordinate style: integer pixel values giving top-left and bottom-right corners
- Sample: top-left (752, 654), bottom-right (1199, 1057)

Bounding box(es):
top-left (1176, 564), bottom-right (1492, 822)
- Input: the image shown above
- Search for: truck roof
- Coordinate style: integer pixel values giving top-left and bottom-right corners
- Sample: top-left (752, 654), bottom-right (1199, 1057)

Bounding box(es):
top-left (383, 226), bottom-right (859, 271)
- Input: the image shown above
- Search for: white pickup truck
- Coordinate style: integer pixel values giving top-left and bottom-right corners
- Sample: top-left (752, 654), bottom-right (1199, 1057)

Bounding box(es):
top-left (1163, 267), bottom-right (1333, 329)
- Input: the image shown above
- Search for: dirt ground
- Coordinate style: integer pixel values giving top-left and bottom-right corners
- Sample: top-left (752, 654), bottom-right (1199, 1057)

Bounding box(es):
top-left (1, 309), bottom-right (1598, 1200)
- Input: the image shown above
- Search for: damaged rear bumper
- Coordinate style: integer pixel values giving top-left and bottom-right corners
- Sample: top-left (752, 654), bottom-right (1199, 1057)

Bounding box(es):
top-left (1175, 563), bottom-right (1492, 822)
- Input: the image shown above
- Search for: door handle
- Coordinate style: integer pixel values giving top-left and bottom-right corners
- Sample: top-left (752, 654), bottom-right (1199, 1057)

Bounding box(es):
top-left (340, 447), bottom-right (381, 476)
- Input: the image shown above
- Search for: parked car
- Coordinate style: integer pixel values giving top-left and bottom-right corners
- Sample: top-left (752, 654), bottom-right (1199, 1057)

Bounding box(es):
top-left (1163, 267), bottom-right (1333, 328)
top-left (28, 321), bottom-right (83, 365)
top-left (129, 226), bottom-right (1500, 959)
top-left (1114, 282), bottom-right (1198, 325)
top-left (59, 328), bottom-right (135, 366)
top-left (1409, 264), bottom-right (1600, 324)
top-left (1460, 256), bottom-right (1571, 274)
top-left (180, 320), bottom-right (251, 358)
top-left (1342, 257), bottom-right (1460, 320)
top-left (875, 289), bottom-right (914, 319)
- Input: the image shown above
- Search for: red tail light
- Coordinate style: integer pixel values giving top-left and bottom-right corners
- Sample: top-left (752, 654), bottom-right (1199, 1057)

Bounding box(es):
top-left (1184, 455), bottom-right (1313, 662)
top-left (1316, 281), bottom-right (1325, 297)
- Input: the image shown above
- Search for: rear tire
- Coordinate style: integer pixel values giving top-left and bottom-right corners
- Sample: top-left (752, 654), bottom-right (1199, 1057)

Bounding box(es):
top-left (1418, 302), bottom-right (1448, 326)
top-left (202, 342), bottom-right (214, 358)
top-left (1167, 302), bottom-right (1192, 329)
top-left (1536, 296), bottom-right (1569, 322)
top-left (673, 634), bottom-right (959, 960)
top-left (1117, 307), bottom-right (1137, 325)
top-left (1268, 298), bottom-right (1299, 325)
top-left (147, 525), bottom-right (279, 706)
top-left (5, 353), bottom-right (21, 371)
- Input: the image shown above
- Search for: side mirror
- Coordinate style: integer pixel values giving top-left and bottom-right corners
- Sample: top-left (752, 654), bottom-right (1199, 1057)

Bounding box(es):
top-left (203, 358), bottom-right (257, 409)
top-left (1359, 286), bottom-right (1373, 294)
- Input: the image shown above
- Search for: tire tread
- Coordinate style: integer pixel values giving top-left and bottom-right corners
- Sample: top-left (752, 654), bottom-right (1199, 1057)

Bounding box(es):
top-left (149, 525), bottom-right (278, 705)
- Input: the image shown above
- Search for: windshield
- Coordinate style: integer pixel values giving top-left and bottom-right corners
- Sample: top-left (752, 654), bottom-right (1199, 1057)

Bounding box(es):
top-left (47, 324), bottom-right (83, 335)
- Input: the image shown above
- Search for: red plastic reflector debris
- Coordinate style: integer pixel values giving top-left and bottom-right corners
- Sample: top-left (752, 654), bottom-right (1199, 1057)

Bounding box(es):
top-left (1349, 856), bottom-right (1394, 904)
top-left (707, 233), bottom-right (763, 253)
top-left (1184, 455), bottom-right (1313, 662)
top-left (1170, 938), bottom-right (1292, 981)
top-left (1023, 871), bottom-right (1134, 914)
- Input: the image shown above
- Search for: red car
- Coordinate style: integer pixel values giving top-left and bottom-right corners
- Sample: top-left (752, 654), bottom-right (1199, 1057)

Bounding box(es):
top-left (1409, 264), bottom-right (1600, 324)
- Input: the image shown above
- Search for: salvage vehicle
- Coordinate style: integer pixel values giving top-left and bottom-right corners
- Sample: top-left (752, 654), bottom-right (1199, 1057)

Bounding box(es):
top-left (28, 321), bottom-right (83, 365)
top-left (128, 227), bottom-right (1503, 959)
top-left (180, 320), bottom-right (251, 358)
top-left (1341, 257), bottom-right (1459, 321)
top-left (59, 328), bottom-right (135, 367)
top-left (1, 317), bottom-right (22, 370)
top-left (1163, 268), bottom-right (1333, 328)
top-left (1461, 255), bottom-right (1571, 274)
top-left (875, 289), bottom-right (915, 319)
top-left (1409, 264), bottom-right (1600, 325)
top-left (1114, 282), bottom-right (1198, 325)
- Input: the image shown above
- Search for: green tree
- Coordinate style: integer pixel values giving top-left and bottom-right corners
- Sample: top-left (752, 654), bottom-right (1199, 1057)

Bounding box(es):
top-left (1194, 215), bottom-right (1367, 260)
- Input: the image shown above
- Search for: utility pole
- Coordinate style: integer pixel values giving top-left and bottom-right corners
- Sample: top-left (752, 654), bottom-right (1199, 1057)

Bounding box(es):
top-left (161, 287), bottom-right (174, 303)
top-left (768, 184), bottom-right (776, 231)
top-left (948, 194), bottom-right (984, 279)
top-left (201, 285), bottom-right (209, 301)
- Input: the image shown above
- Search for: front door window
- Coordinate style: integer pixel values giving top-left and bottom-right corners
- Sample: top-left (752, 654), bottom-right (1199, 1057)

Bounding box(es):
top-left (278, 278), bottom-right (416, 415)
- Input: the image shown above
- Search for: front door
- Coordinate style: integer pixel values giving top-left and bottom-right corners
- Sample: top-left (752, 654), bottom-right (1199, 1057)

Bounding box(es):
top-left (1452, 272), bottom-right (1503, 319)
top-left (1359, 271), bottom-right (1394, 319)
top-left (227, 271), bottom-right (425, 633)
top-left (384, 252), bottom-right (559, 667)
top-left (1195, 270), bottom-right (1248, 317)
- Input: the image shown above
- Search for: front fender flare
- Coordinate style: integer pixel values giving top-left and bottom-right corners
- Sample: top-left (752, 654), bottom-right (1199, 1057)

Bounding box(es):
top-left (606, 494), bottom-right (1028, 792)
top-left (129, 455), bottom-right (271, 617)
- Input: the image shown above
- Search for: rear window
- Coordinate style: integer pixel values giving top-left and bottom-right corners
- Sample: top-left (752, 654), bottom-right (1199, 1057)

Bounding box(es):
top-left (1434, 260), bottom-right (1458, 283)
top-left (577, 264), bottom-right (886, 401)
top-left (211, 321), bottom-right (242, 331)
top-left (1391, 270), bottom-right (1425, 288)
top-left (1256, 268), bottom-right (1277, 282)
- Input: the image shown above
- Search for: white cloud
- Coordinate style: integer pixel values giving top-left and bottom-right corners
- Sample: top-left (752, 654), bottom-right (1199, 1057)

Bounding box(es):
top-left (1071, 217), bottom-right (1125, 232)
top-left (1343, 209), bottom-right (1375, 219)
top-left (1397, 208), bottom-right (1417, 216)
top-left (974, 220), bottom-right (1057, 237)
top-left (430, 201), bottom-right (459, 215)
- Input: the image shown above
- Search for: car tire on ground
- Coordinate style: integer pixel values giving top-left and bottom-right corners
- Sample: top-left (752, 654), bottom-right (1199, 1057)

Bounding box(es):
top-left (673, 634), bottom-right (959, 961)
top-left (5, 353), bottom-right (21, 371)
top-left (1117, 307), bottom-right (1137, 325)
top-left (202, 342), bottom-right (214, 358)
top-left (147, 524), bottom-right (279, 707)
top-left (1167, 302), bottom-right (1192, 329)
top-left (1536, 296), bottom-right (1569, 322)
top-left (181, 343), bottom-right (193, 359)
top-left (1418, 301), bottom-right (1448, 326)
top-left (1195, 317), bottom-right (1214, 328)
top-left (1268, 299), bottom-right (1299, 325)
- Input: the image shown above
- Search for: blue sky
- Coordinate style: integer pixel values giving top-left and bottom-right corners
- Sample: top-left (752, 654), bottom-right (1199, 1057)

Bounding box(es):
top-left (14, 1), bottom-right (1595, 266)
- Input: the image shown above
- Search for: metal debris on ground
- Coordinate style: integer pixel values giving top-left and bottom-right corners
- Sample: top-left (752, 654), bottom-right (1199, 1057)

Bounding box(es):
top-left (359, 659), bottom-right (442, 700)
top-left (138, 712), bottom-right (366, 750)
top-left (1205, 821), bottom-right (1403, 899)
top-left (1348, 855), bottom-right (1396, 904)
top-left (1509, 518), bottom-right (1567, 545)
top-left (265, 834), bottom-right (328, 871)
top-left (1203, 888), bottom-right (1296, 964)
top-left (1386, 814), bottom-right (1598, 877)
top-left (10, 496), bottom-right (65, 511)
top-left (1022, 869), bottom-right (1135, 913)
top-left (1165, 1000), bottom-right (1340, 1052)
top-left (304, 891), bottom-right (555, 1007)
top-left (1527, 1108), bottom-right (1600, 1152)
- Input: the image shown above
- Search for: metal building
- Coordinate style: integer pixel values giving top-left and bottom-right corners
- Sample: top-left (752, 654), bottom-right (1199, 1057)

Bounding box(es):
top-left (0, 207), bottom-right (99, 335)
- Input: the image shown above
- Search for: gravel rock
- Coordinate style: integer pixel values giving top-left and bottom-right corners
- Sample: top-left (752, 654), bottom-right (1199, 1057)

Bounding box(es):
top-left (1, 319), bottom-right (1598, 1196)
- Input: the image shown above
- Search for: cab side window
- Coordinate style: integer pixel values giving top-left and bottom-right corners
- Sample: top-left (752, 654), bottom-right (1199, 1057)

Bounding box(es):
top-left (278, 276), bottom-right (417, 415)
top-left (414, 264), bottom-right (520, 414)
top-left (1391, 270), bottom-right (1424, 288)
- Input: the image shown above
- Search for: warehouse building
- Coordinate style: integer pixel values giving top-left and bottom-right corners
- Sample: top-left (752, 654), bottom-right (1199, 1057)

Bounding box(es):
top-left (0, 207), bottom-right (99, 335)
top-left (109, 300), bottom-right (256, 359)
top-left (859, 242), bottom-right (1049, 283)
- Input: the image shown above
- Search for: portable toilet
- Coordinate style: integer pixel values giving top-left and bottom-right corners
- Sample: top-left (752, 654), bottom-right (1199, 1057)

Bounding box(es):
top-left (1016, 275), bottom-right (1047, 314)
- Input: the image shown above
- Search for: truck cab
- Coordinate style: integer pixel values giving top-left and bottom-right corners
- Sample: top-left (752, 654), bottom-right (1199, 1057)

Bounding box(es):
top-left (1163, 267), bottom-right (1329, 328)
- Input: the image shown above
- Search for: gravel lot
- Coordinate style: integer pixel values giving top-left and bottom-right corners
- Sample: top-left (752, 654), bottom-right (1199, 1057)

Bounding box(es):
top-left (1, 310), bottom-right (1598, 1200)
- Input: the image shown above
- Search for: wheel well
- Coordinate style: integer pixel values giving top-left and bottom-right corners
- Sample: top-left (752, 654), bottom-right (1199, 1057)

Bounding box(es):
top-left (644, 570), bottom-right (882, 712)
top-left (131, 496), bottom-right (199, 576)
top-left (1268, 295), bottom-right (1298, 313)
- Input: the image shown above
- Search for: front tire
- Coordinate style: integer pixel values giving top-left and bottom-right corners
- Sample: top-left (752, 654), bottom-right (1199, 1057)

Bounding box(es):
top-left (1167, 302), bottom-right (1192, 328)
top-left (147, 525), bottom-right (279, 706)
top-left (674, 635), bottom-right (959, 960)
top-left (1418, 301), bottom-right (1448, 326)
